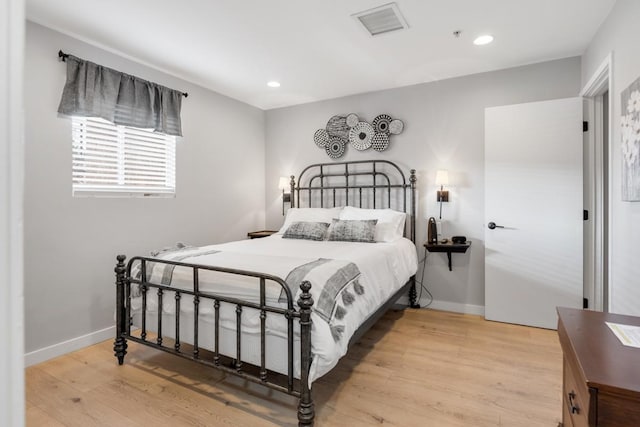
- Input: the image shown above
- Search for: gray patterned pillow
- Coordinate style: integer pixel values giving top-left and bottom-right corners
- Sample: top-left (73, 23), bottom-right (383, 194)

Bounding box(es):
top-left (282, 221), bottom-right (330, 241)
top-left (327, 219), bottom-right (378, 243)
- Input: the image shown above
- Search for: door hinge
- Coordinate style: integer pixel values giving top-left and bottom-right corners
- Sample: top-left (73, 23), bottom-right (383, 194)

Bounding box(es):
top-left (583, 121), bottom-right (589, 132)
top-left (583, 210), bottom-right (589, 220)
top-left (583, 298), bottom-right (589, 309)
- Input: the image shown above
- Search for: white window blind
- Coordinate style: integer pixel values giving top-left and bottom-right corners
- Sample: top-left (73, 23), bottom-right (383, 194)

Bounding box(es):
top-left (71, 117), bottom-right (176, 197)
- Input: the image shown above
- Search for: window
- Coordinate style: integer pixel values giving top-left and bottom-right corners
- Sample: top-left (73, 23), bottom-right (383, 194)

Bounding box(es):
top-left (71, 117), bottom-right (176, 197)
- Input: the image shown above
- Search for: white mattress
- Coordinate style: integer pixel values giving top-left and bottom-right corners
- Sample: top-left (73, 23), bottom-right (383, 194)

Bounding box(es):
top-left (129, 235), bottom-right (418, 385)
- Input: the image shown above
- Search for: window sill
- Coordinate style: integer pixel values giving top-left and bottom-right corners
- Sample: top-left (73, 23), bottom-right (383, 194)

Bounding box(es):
top-left (72, 191), bottom-right (175, 198)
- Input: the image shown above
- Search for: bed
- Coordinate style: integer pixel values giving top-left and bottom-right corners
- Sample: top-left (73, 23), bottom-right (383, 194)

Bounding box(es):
top-left (113, 160), bottom-right (419, 426)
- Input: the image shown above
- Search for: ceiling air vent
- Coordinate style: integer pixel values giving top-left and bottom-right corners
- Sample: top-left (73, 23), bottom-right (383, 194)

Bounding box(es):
top-left (352, 3), bottom-right (409, 36)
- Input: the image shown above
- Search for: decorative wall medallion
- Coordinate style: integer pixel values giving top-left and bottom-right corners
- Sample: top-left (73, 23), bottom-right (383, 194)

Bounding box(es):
top-left (389, 119), bottom-right (404, 135)
top-left (346, 113), bottom-right (359, 127)
top-left (326, 115), bottom-right (350, 141)
top-left (314, 113), bottom-right (404, 158)
top-left (348, 122), bottom-right (374, 150)
top-left (371, 132), bottom-right (390, 152)
top-left (314, 129), bottom-right (330, 147)
top-left (326, 137), bottom-right (346, 158)
top-left (372, 114), bottom-right (392, 134)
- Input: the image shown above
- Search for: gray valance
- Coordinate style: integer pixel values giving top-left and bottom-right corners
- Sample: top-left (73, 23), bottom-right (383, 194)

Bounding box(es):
top-left (58, 55), bottom-right (183, 136)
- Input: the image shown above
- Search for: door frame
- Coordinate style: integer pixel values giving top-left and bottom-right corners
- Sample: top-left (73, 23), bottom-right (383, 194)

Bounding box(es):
top-left (0, 0), bottom-right (25, 425)
top-left (581, 53), bottom-right (613, 312)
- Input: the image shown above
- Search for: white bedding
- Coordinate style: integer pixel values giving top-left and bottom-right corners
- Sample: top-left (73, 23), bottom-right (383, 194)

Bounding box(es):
top-left (129, 235), bottom-right (417, 384)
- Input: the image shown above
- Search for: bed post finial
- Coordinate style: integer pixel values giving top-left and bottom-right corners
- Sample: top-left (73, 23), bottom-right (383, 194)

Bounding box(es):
top-left (409, 169), bottom-right (420, 308)
top-left (114, 255), bottom-right (128, 365)
top-left (409, 169), bottom-right (416, 244)
top-left (290, 175), bottom-right (296, 209)
top-left (297, 280), bottom-right (315, 426)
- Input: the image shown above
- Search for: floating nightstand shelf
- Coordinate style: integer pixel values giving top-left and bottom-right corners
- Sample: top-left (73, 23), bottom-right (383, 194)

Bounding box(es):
top-left (424, 241), bottom-right (471, 271)
top-left (247, 230), bottom-right (278, 239)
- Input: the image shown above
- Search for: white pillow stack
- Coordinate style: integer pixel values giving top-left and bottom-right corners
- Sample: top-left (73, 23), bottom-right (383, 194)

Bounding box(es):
top-left (339, 206), bottom-right (406, 242)
top-left (277, 207), bottom-right (343, 234)
top-left (277, 206), bottom-right (406, 242)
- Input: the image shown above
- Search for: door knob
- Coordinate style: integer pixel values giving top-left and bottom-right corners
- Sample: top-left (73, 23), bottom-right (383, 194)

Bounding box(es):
top-left (488, 222), bottom-right (504, 230)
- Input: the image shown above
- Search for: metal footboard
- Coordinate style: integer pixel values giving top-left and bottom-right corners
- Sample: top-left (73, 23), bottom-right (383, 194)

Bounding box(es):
top-left (113, 254), bottom-right (315, 425)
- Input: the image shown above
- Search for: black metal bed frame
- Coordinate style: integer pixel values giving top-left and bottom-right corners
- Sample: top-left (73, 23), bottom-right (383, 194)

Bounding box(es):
top-left (113, 160), bottom-right (417, 426)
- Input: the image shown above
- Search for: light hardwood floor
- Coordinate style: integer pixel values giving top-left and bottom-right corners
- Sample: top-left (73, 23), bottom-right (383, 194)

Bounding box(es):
top-left (26, 309), bottom-right (562, 426)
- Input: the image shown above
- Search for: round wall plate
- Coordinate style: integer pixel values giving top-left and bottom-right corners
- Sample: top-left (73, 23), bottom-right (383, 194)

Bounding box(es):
top-left (346, 113), bottom-right (359, 127)
top-left (372, 114), bottom-right (392, 134)
top-left (389, 119), bottom-right (404, 135)
top-left (314, 128), bottom-right (330, 147)
top-left (326, 137), bottom-right (346, 158)
top-left (326, 115), bottom-right (349, 141)
top-left (348, 122), bottom-right (374, 150)
top-left (371, 132), bottom-right (390, 152)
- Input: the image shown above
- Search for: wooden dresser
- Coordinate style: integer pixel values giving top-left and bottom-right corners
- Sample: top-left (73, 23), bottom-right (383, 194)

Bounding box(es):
top-left (557, 307), bottom-right (640, 427)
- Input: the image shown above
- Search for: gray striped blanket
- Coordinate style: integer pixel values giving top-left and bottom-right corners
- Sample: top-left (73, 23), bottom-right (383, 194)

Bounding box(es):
top-left (132, 244), bottom-right (364, 343)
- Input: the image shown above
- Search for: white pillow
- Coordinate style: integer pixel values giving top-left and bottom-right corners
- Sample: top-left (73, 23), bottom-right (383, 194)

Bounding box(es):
top-left (277, 207), bottom-right (343, 234)
top-left (339, 206), bottom-right (406, 242)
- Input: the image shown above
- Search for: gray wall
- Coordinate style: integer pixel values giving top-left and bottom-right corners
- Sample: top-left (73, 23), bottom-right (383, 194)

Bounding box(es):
top-left (582, 0), bottom-right (640, 316)
top-left (24, 22), bottom-right (266, 353)
top-left (265, 58), bottom-right (581, 311)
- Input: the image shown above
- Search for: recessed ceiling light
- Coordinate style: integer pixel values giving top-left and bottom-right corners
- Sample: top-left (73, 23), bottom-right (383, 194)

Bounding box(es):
top-left (267, 81), bottom-right (281, 88)
top-left (473, 35), bottom-right (494, 46)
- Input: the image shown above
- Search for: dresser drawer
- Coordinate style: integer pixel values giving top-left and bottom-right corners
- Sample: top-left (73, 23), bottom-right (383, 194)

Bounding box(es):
top-left (558, 308), bottom-right (640, 427)
top-left (597, 390), bottom-right (640, 426)
top-left (562, 397), bottom-right (574, 427)
top-left (563, 358), bottom-right (594, 427)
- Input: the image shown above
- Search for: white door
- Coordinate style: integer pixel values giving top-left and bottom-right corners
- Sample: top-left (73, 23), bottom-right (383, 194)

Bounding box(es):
top-left (485, 98), bottom-right (583, 329)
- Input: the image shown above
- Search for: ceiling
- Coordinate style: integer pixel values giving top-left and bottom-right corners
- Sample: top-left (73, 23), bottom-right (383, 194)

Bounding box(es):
top-left (26, 0), bottom-right (616, 110)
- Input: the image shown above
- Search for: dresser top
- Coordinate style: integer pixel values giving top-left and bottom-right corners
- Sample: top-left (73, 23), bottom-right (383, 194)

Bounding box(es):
top-left (557, 307), bottom-right (640, 397)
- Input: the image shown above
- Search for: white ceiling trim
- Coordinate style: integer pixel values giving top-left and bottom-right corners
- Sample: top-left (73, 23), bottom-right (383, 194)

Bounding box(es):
top-left (26, 0), bottom-right (617, 110)
top-left (27, 17), bottom-right (211, 97)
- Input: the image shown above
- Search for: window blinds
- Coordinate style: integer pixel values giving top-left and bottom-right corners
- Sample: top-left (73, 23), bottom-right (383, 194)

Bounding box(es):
top-left (71, 117), bottom-right (176, 196)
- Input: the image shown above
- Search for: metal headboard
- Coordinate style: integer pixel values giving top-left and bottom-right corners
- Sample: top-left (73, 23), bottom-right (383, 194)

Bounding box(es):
top-left (290, 160), bottom-right (417, 244)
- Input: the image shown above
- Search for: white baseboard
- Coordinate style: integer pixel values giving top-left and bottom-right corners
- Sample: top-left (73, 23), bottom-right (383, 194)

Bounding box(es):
top-left (396, 296), bottom-right (485, 316)
top-left (25, 325), bottom-right (115, 367)
top-left (424, 299), bottom-right (485, 316)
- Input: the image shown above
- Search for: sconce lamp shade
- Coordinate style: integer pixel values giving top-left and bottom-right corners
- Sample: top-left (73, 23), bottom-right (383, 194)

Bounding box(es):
top-left (435, 170), bottom-right (449, 186)
top-left (278, 176), bottom-right (290, 191)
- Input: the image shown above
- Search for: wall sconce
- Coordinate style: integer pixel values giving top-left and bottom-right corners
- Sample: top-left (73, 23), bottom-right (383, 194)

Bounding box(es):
top-left (279, 176), bottom-right (292, 216)
top-left (435, 170), bottom-right (449, 219)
